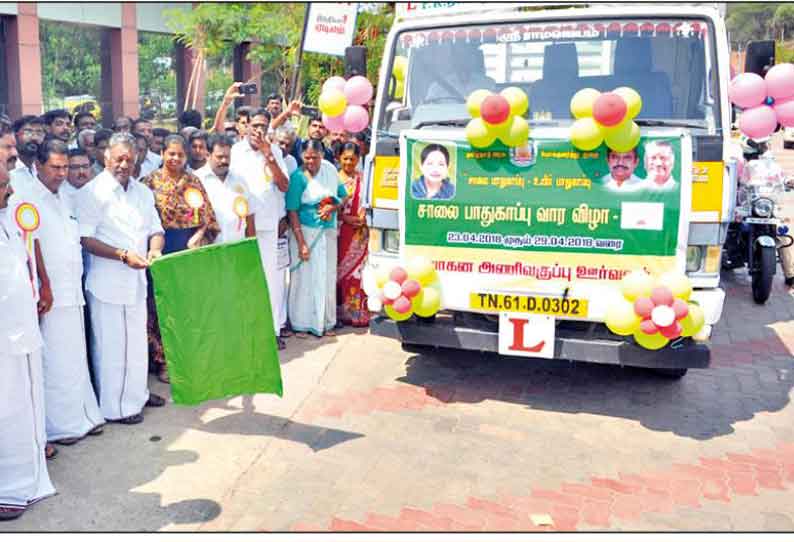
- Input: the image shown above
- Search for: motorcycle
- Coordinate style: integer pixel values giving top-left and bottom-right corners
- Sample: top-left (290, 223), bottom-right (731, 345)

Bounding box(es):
top-left (722, 138), bottom-right (794, 304)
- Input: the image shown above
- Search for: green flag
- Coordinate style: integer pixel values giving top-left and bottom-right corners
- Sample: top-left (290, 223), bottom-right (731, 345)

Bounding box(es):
top-left (149, 238), bottom-right (283, 405)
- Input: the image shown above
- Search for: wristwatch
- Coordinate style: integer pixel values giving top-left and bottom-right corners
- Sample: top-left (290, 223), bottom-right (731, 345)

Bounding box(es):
top-left (120, 249), bottom-right (129, 264)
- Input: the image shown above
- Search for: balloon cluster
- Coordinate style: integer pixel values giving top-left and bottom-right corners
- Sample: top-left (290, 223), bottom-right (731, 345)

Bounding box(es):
top-left (465, 88), bottom-right (530, 148)
top-left (392, 56), bottom-right (407, 99)
top-left (729, 64), bottom-right (794, 140)
top-left (363, 258), bottom-right (442, 321)
top-left (569, 87), bottom-right (642, 152)
top-left (605, 270), bottom-right (707, 350)
top-left (318, 75), bottom-right (373, 134)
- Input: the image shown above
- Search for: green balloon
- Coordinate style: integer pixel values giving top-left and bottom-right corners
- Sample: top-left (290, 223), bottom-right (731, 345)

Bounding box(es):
top-left (499, 116), bottom-right (529, 147)
top-left (604, 120), bottom-right (640, 153)
top-left (570, 117), bottom-right (604, 151)
top-left (466, 118), bottom-right (497, 148)
top-left (414, 286), bottom-right (441, 317)
top-left (633, 329), bottom-right (669, 350)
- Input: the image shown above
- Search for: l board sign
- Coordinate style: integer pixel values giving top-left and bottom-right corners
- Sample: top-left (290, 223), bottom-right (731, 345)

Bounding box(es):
top-left (395, 2), bottom-right (537, 21)
top-left (303, 3), bottom-right (359, 57)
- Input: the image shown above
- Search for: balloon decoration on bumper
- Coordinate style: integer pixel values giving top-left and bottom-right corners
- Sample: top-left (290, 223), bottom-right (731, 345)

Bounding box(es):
top-left (362, 257), bottom-right (442, 321)
top-left (569, 87), bottom-right (642, 152)
top-left (729, 63), bottom-right (794, 140)
top-left (319, 75), bottom-right (374, 134)
top-left (465, 87), bottom-right (530, 148)
top-left (604, 270), bottom-right (707, 350)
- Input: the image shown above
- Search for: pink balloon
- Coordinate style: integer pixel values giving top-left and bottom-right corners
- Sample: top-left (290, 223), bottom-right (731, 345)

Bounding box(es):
top-left (322, 113), bottom-right (345, 132)
top-left (393, 295), bottom-right (413, 314)
top-left (343, 105), bottom-right (370, 133)
top-left (765, 63), bottom-right (794, 101)
top-left (343, 75), bottom-right (374, 106)
top-left (729, 72), bottom-right (767, 109)
top-left (774, 96), bottom-right (794, 127)
top-left (738, 105), bottom-right (778, 139)
top-left (322, 76), bottom-right (347, 95)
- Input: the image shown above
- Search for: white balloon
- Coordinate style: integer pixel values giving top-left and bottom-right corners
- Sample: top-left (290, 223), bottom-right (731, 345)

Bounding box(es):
top-left (361, 269), bottom-right (377, 297)
top-left (651, 305), bottom-right (675, 328)
top-left (367, 296), bottom-right (383, 312)
top-left (383, 281), bottom-right (402, 301)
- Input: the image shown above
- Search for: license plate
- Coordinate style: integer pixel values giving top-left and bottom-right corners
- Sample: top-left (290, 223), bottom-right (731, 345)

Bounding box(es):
top-left (470, 292), bottom-right (588, 317)
top-left (745, 217), bottom-right (778, 225)
top-left (498, 312), bottom-right (555, 359)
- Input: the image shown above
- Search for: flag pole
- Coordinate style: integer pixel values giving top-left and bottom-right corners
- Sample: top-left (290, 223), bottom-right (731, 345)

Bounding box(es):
top-left (289, 2), bottom-right (311, 102)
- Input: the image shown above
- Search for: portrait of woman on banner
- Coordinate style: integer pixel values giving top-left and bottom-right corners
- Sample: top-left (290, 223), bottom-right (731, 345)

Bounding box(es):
top-left (410, 143), bottom-right (456, 201)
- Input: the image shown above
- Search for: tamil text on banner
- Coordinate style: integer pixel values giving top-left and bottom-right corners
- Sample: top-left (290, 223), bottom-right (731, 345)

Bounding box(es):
top-left (398, 129), bottom-right (692, 321)
top-left (150, 239), bottom-right (283, 405)
top-left (303, 3), bottom-right (359, 57)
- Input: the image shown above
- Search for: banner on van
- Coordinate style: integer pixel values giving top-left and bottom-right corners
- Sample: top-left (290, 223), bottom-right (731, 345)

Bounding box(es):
top-left (398, 130), bottom-right (692, 316)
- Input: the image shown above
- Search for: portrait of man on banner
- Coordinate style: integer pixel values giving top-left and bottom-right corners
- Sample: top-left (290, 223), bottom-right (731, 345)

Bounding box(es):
top-left (601, 145), bottom-right (644, 192)
top-left (643, 140), bottom-right (677, 190)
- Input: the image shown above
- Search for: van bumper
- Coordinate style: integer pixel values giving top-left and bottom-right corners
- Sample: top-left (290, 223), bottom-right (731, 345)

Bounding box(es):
top-left (370, 313), bottom-right (710, 370)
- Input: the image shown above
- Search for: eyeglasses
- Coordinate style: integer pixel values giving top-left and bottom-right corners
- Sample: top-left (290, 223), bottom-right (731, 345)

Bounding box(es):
top-left (69, 164), bottom-right (92, 171)
top-left (21, 128), bottom-right (45, 136)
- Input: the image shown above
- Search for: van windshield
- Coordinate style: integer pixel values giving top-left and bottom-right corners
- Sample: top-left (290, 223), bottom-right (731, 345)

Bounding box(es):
top-left (381, 18), bottom-right (721, 134)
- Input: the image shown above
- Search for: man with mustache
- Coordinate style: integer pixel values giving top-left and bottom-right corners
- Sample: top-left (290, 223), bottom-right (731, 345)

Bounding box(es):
top-left (0, 120), bottom-right (57, 521)
top-left (75, 133), bottom-right (167, 425)
top-left (643, 140), bottom-right (677, 190)
top-left (7, 139), bottom-right (105, 447)
top-left (601, 147), bottom-right (644, 191)
top-left (10, 116), bottom-right (42, 184)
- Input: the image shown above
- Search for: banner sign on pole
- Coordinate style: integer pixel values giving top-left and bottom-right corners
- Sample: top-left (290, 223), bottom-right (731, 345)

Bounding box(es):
top-left (303, 2), bottom-right (359, 57)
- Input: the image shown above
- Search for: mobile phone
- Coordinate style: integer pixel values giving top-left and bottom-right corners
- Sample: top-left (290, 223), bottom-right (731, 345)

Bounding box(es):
top-left (300, 105), bottom-right (320, 117)
top-left (240, 83), bottom-right (258, 95)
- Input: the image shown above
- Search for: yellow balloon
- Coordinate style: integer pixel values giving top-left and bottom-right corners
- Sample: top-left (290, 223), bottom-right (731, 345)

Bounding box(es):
top-left (466, 118), bottom-right (497, 148)
top-left (613, 87), bottom-right (642, 119)
top-left (406, 257), bottom-right (437, 286)
top-left (385, 303), bottom-right (413, 322)
top-left (466, 89), bottom-right (492, 118)
top-left (375, 267), bottom-right (390, 289)
top-left (570, 88), bottom-right (601, 119)
top-left (319, 89), bottom-right (347, 117)
top-left (414, 286), bottom-right (441, 317)
top-left (500, 86), bottom-right (529, 117)
top-left (393, 56), bottom-right (408, 81)
top-left (621, 270), bottom-right (654, 301)
top-left (658, 272), bottom-right (692, 301)
top-left (499, 116), bottom-right (529, 147)
top-left (570, 117), bottom-right (604, 151)
top-left (680, 303), bottom-right (705, 337)
top-left (605, 298), bottom-right (641, 336)
top-left (604, 120), bottom-right (640, 153)
top-left (394, 80), bottom-right (405, 99)
top-left (633, 329), bottom-right (669, 350)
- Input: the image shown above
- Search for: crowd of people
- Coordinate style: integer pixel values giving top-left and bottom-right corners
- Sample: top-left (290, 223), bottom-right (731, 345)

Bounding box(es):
top-left (0, 82), bottom-right (372, 521)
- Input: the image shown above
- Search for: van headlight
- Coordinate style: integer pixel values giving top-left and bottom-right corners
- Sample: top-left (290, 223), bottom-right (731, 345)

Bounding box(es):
top-left (383, 229), bottom-right (400, 253)
top-left (752, 197), bottom-right (774, 218)
top-left (686, 246), bottom-right (702, 272)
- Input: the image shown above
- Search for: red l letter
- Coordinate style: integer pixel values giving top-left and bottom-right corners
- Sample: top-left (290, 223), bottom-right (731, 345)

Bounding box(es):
top-left (508, 318), bottom-right (545, 353)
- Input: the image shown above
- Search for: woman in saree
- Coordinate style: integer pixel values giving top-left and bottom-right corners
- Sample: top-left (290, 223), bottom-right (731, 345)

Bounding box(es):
top-left (286, 139), bottom-right (348, 338)
top-left (336, 142), bottom-right (369, 327)
top-left (142, 134), bottom-right (220, 382)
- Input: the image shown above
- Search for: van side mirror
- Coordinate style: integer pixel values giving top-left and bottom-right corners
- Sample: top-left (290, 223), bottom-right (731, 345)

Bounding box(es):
top-left (744, 40), bottom-right (775, 77)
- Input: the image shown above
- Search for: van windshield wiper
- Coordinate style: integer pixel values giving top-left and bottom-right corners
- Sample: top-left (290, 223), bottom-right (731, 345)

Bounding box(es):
top-left (413, 118), bottom-right (470, 130)
top-left (635, 119), bottom-right (708, 129)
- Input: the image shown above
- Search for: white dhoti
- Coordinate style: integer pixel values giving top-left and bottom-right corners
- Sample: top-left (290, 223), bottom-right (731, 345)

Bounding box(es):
top-left (40, 306), bottom-right (105, 440)
top-left (257, 230), bottom-right (286, 334)
top-left (87, 292), bottom-right (150, 420)
top-left (0, 350), bottom-right (56, 508)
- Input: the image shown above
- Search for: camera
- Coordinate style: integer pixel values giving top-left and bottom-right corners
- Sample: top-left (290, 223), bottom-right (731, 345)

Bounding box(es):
top-left (300, 105), bottom-right (319, 117)
top-left (239, 83), bottom-right (258, 95)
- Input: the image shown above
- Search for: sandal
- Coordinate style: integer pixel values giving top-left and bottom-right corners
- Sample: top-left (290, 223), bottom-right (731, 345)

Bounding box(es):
top-left (157, 367), bottom-right (170, 384)
top-left (325, 329), bottom-right (337, 337)
top-left (45, 444), bottom-right (57, 460)
top-left (295, 332), bottom-right (309, 339)
top-left (280, 328), bottom-right (293, 338)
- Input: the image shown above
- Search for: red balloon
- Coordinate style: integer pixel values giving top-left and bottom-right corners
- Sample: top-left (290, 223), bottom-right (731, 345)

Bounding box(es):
top-left (592, 92), bottom-right (628, 127)
top-left (480, 95), bottom-right (511, 125)
top-left (659, 321), bottom-right (683, 340)
top-left (401, 279), bottom-right (422, 299)
top-left (639, 319), bottom-right (659, 335)
top-left (650, 286), bottom-right (674, 307)
top-left (381, 293), bottom-right (394, 306)
top-left (634, 297), bottom-right (655, 319)
top-left (389, 266), bottom-right (408, 285)
top-left (393, 295), bottom-right (413, 314)
top-left (671, 298), bottom-right (689, 320)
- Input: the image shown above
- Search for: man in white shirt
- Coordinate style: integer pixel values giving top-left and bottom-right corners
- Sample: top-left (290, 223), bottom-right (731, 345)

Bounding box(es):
top-left (132, 118), bottom-right (162, 178)
top-left (274, 124), bottom-right (299, 176)
top-left (230, 108), bottom-right (290, 349)
top-left (601, 147), bottom-right (644, 192)
top-left (0, 154), bottom-right (56, 521)
top-left (76, 133), bottom-right (167, 424)
top-left (8, 140), bottom-right (104, 445)
top-left (195, 133), bottom-right (260, 245)
top-left (643, 140), bottom-right (677, 190)
top-left (11, 116), bottom-right (43, 184)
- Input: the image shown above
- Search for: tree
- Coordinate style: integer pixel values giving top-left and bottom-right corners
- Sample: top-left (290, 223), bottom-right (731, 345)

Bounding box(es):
top-left (39, 21), bottom-right (103, 110)
top-left (773, 4), bottom-right (794, 42)
top-left (726, 3), bottom-right (781, 49)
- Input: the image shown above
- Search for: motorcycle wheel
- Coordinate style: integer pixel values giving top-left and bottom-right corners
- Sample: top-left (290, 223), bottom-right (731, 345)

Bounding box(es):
top-left (751, 245), bottom-right (776, 304)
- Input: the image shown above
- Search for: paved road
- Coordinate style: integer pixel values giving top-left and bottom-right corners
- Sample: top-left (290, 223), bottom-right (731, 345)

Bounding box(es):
top-left (7, 140), bottom-right (794, 532)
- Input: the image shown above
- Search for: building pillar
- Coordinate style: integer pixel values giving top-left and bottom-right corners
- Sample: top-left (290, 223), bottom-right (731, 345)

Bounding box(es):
top-left (4, 3), bottom-right (43, 118)
top-left (109, 3), bottom-right (139, 119)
